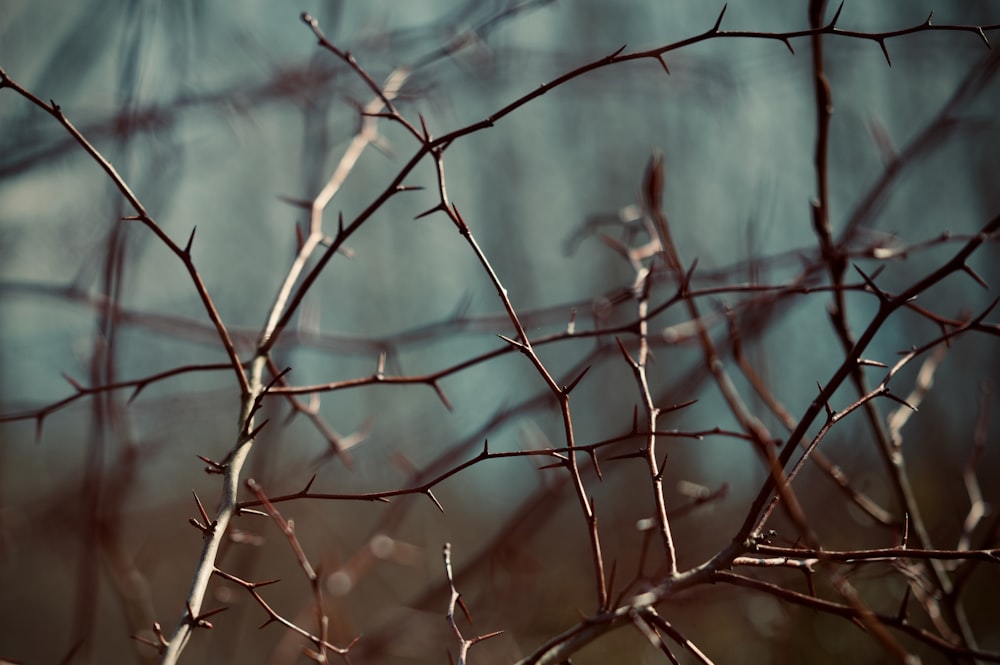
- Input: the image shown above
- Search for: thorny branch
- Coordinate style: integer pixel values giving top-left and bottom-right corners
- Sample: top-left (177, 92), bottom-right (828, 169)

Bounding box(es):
top-left (1, 4), bottom-right (998, 665)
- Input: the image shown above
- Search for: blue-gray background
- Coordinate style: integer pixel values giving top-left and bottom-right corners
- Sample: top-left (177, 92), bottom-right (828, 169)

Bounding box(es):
top-left (1, 1), bottom-right (998, 663)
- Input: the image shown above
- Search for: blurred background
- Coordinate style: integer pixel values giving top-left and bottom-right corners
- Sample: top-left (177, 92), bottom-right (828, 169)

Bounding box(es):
top-left (1, 1), bottom-right (998, 663)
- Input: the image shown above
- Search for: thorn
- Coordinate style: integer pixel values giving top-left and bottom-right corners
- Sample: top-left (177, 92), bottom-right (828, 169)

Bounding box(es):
top-left (276, 195), bottom-right (313, 210)
top-left (197, 455), bottom-right (226, 475)
top-left (451, 203), bottom-right (471, 235)
top-left (901, 512), bottom-right (910, 548)
top-left (615, 337), bottom-right (636, 366)
top-left (857, 358), bottom-right (888, 368)
top-left (471, 630), bottom-right (504, 645)
top-left (962, 264), bottom-right (989, 289)
top-left (61, 372), bottom-right (83, 391)
top-left (294, 222), bottom-right (304, 252)
top-left (878, 39), bottom-right (892, 67)
top-left (640, 267), bottom-right (655, 299)
top-left (605, 450), bottom-right (646, 463)
top-left (661, 398), bottom-right (697, 414)
top-left (126, 383), bottom-right (148, 405)
top-left (655, 451), bottom-right (668, 481)
top-left (246, 418), bottom-right (271, 442)
top-left (655, 54), bottom-right (671, 75)
top-left (184, 227), bottom-right (197, 256)
top-left (853, 263), bottom-right (888, 301)
top-left (376, 351), bottom-right (386, 379)
top-left (482, 439), bottom-right (490, 456)
top-left (193, 491), bottom-right (214, 532)
top-left (457, 595), bottom-right (474, 623)
top-left (977, 28), bottom-right (990, 49)
top-left (713, 4), bottom-right (727, 32)
top-left (924, 11), bottom-right (933, 27)
top-left (415, 203), bottom-right (446, 220)
top-left (425, 489), bottom-right (445, 513)
top-left (395, 184), bottom-right (424, 193)
top-left (253, 578), bottom-right (281, 589)
top-left (818, 382), bottom-right (833, 419)
top-left (567, 307), bottom-right (577, 334)
top-left (433, 381), bottom-right (453, 411)
top-left (884, 389), bottom-right (917, 412)
top-left (538, 450), bottom-right (572, 471)
top-left (782, 38), bottom-right (795, 55)
top-left (680, 258), bottom-right (699, 295)
top-left (266, 367), bottom-right (292, 391)
top-left (497, 333), bottom-right (525, 350)
top-left (240, 508), bottom-right (269, 517)
top-left (608, 43), bottom-right (627, 60)
top-left (590, 450), bottom-right (603, 481)
top-left (563, 365), bottom-right (592, 395)
top-left (303, 474), bottom-right (316, 493)
top-left (896, 585), bottom-right (912, 622)
top-left (828, 1), bottom-right (844, 28)
top-left (419, 113), bottom-right (431, 141)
